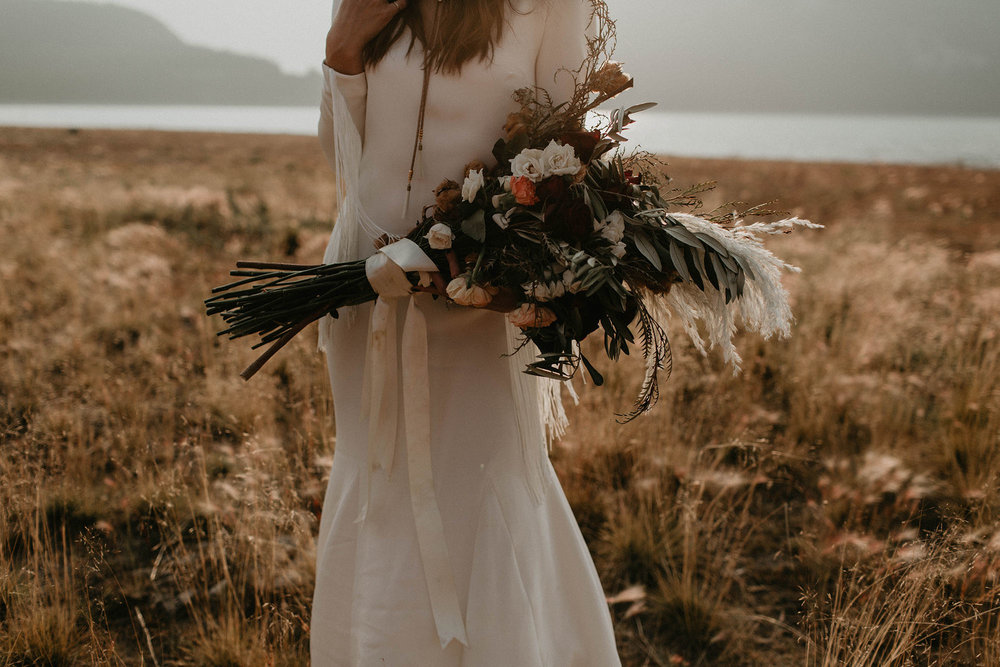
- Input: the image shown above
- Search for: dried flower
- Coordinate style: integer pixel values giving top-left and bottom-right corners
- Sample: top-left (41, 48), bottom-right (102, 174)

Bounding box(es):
top-left (503, 111), bottom-right (529, 140)
top-left (508, 303), bottom-right (557, 329)
top-left (463, 159), bottom-right (487, 179)
top-left (590, 61), bottom-right (633, 97)
top-left (446, 275), bottom-right (494, 307)
top-left (434, 179), bottom-right (462, 216)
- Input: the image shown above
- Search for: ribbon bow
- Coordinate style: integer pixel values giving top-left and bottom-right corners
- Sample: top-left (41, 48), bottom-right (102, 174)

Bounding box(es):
top-left (359, 239), bottom-right (470, 649)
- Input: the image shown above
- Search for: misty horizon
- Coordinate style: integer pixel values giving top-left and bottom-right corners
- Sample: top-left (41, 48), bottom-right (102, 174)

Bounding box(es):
top-left (3, 0), bottom-right (999, 116)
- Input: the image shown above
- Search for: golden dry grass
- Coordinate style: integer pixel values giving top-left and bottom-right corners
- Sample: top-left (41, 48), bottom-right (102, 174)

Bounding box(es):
top-left (1, 127), bottom-right (998, 665)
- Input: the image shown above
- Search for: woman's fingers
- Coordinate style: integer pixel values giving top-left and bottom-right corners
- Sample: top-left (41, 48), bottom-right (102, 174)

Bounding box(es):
top-left (385, 0), bottom-right (407, 14)
top-left (328, 0), bottom-right (407, 66)
top-left (411, 272), bottom-right (449, 297)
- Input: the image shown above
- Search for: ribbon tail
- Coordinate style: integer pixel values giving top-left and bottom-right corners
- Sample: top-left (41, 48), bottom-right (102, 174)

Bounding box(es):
top-left (356, 297), bottom-right (399, 524)
top-left (400, 298), bottom-right (469, 649)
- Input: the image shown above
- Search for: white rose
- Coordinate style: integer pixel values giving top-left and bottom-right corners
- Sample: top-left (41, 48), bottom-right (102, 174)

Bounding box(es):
top-left (595, 210), bottom-right (625, 243)
top-left (541, 139), bottom-right (582, 177)
top-left (446, 275), bottom-right (493, 307)
top-left (424, 222), bottom-right (454, 249)
top-left (510, 148), bottom-right (545, 183)
top-left (462, 169), bottom-right (485, 202)
top-left (508, 303), bottom-right (557, 329)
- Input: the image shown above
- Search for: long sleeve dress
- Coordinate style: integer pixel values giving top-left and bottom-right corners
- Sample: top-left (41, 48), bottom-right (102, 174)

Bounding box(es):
top-left (312, 1), bottom-right (622, 664)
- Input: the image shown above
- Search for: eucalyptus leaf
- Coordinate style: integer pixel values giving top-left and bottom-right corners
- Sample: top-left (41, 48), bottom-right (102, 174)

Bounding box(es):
top-left (731, 253), bottom-right (757, 282)
top-left (461, 209), bottom-right (487, 242)
top-left (663, 224), bottom-right (702, 248)
top-left (633, 232), bottom-right (661, 271)
top-left (580, 354), bottom-right (604, 386)
top-left (625, 102), bottom-right (658, 114)
top-left (708, 252), bottom-right (726, 291)
top-left (712, 253), bottom-right (734, 292)
top-left (525, 365), bottom-right (571, 381)
top-left (718, 251), bottom-right (739, 273)
top-left (588, 187), bottom-right (608, 220)
top-left (690, 246), bottom-right (710, 284)
top-left (693, 231), bottom-right (731, 258)
top-left (668, 241), bottom-right (692, 282)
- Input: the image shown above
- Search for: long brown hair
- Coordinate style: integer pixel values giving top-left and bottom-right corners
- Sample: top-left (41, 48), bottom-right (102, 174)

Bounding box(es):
top-left (362, 0), bottom-right (534, 75)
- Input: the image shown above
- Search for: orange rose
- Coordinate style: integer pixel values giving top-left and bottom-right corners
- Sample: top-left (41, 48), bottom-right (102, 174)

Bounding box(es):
top-left (510, 176), bottom-right (539, 206)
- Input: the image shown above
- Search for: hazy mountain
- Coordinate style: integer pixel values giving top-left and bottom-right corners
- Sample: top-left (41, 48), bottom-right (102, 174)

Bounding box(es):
top-left (1, 0), bottom-right (997, 115)
top-left (610, 0), bottom-right (1000, 115)
top-left (0, 0), bottom-right (321, 105)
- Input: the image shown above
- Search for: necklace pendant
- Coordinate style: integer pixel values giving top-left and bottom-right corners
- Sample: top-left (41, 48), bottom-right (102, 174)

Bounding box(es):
top-left (402, 184), bottom-right (413, 221)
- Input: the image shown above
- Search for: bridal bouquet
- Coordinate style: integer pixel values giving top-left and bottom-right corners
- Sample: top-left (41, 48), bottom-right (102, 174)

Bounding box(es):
top-left (206, 4), bottom-right (817, 419)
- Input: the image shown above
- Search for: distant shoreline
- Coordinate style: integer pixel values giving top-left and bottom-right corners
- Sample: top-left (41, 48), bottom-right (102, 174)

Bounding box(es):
top-left (1, 124), bottom-right (996, 173)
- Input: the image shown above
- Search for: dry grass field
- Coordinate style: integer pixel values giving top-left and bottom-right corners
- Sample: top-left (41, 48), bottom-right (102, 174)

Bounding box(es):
top-left (1, 126), bottom-right (998, 666)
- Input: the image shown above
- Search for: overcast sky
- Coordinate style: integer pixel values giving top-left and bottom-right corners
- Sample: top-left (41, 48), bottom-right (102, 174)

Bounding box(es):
top-left (61, 0), bottom-right (998, 77)
top-left (55, 0), bottom-right (1000, 116)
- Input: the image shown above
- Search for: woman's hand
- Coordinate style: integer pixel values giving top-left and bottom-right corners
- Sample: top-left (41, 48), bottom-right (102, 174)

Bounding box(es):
top-left (325, 0), bottom-right (408, 74)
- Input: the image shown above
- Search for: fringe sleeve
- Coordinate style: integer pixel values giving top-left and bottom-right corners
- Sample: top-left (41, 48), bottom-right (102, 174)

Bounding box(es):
top-left (317, 62), bottom-right (368, 353)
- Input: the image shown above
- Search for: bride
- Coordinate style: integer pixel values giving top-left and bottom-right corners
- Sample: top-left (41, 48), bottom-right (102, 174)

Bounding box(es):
top-left (313, 0), bottom-right (621, 663)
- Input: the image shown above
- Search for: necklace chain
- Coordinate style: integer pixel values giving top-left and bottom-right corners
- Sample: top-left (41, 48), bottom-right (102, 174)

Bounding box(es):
top-left (402, 0), bottom-right (443, 220)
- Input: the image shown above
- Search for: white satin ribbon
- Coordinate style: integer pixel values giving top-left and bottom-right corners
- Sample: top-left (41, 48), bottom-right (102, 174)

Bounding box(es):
top-left (359, 239), bottom-right (470, 649)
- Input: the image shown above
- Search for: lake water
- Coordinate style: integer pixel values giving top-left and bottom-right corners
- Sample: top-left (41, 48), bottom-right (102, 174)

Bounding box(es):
top-left (1, 104), bottom-right (998, 169)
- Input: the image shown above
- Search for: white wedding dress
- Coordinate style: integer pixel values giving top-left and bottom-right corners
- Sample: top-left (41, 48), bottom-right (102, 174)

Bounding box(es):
top-left (311, 1), bottom-right (621, 664)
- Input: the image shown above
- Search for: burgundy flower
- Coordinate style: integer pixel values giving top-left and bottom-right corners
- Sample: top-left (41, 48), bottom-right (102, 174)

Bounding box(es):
top-left (548, 197), bottom-right (592, 242)
top-left (534, 175), bottom-right (570, 202)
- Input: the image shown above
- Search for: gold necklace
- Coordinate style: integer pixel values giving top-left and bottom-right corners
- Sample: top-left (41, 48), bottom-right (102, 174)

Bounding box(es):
top-left (402, 0), bottom-right (442, 220)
